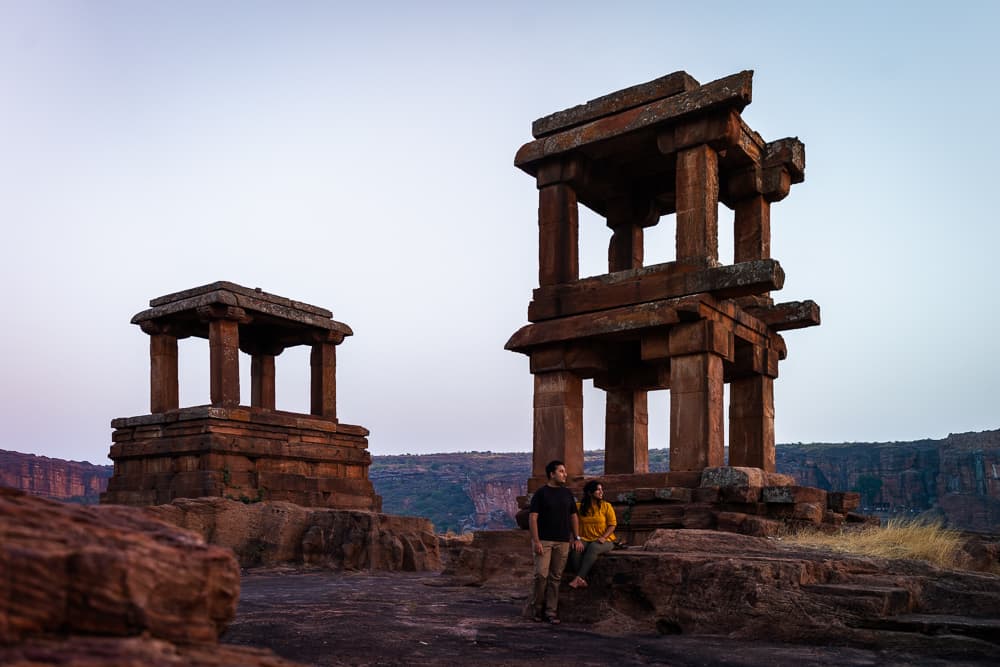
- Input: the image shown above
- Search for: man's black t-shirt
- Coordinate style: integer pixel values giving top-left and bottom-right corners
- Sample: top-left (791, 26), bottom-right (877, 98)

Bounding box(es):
top-left (529, 484), bottom-right (577, 542)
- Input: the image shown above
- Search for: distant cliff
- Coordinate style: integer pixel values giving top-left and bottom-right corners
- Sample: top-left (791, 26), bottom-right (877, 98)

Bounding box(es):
top-left (777, 431), bottom-right (1000, 531)
top-left (372, 431), bottom-right (1000, 533)
top-left (3, 429), bottom-right (999, 532)
top-left (0, 449), bottom-right (112, 503)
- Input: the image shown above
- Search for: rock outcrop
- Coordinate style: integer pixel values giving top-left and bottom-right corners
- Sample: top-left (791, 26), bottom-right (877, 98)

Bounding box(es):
top-left (443, 526), bottom-right (1000, 657)
top-left (0, 488), bottom-right (304, 666)
top-left (0, 449), bottom-right (110, 502)
top-left (146, 497), bottom-right (441, 571)
top-left (559, 530), bottom-right (1000, 653)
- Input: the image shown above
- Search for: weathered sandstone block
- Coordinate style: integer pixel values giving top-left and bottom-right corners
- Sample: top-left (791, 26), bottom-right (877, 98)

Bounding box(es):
top-left (146, 497), bottom-right (440, 571)
top-left (700, 466), bottom-right (766, 488)
top-left (827, 491), bottom-right (860, 513)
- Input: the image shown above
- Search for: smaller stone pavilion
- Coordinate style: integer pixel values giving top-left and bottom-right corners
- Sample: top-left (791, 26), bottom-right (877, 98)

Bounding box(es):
top-left (101, 282), bottom-right (379, 510)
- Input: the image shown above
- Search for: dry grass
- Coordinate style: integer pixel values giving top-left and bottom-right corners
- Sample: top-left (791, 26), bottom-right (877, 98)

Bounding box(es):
top-left (785, 518), bottom-right (964, 569)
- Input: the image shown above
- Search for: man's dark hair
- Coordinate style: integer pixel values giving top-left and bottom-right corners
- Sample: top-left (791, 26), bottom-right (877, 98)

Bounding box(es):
top-left (545, 460), bottom-right (564, 479)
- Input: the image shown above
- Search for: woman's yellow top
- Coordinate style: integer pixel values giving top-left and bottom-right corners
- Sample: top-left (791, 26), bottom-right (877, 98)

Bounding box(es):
top-left (576, 499), bottom-right (617, 542)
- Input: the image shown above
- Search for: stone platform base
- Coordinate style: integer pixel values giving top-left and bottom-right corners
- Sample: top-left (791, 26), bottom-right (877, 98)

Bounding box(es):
top-left (102, 406), bottom-right (379, 510)
top-left (522, 467), bottom-right (868, 544)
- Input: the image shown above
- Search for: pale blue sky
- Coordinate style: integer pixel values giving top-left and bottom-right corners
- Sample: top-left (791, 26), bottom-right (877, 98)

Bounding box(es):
top-left (1, 1), bottom-right (997, 464)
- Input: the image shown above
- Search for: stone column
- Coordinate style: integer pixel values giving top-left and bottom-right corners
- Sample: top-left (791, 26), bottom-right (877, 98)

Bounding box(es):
top-left (536, 160), bottom-right (582, 287)
top-left (149, 333), bottom-right (178, 413)
top-left (532, 370), bottom-right (583, 482)
top-left (310, 342), bottom-right (337, 419)
top-left (251, 354), bottom-right (276, 410)
top-left (604, 198), bottom-right (654, 474)
top-left (729, 375), bottom-right (775, 471)
top-left (668, 321), bottom-right (729, 471)
top-left (675, 145), bottom-right (719, 264)
top-left (208, 319), bottom-right (241, 407)
top-left (734, 194), bottom-right (771, 263)
top-left (604, 389), bottom-right (649, 474)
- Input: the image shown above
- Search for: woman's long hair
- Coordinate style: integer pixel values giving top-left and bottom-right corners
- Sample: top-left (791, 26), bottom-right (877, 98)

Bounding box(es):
top-left (579, 479), bottom-right (602, 517)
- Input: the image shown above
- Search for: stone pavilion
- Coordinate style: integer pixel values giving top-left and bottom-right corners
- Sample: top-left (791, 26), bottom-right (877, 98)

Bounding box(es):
top-left (101, 282), bottom-right (379, 510)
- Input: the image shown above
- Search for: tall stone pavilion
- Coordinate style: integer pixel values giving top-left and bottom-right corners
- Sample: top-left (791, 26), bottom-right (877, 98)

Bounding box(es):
top-left (101, 282), bottom-right (380, 510)
top-left (506, 71), bottom-right (820, 492)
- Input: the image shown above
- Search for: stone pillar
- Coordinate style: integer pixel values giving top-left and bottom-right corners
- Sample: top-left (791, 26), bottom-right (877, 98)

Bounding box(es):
top-left (532, 370), bottom-right (583, 481)
top-left (729, 375), bottom-right (775, 471)
top-left (668, 321), bottom-right (728, 471)
top-left (536, 160), bottom-right (582, 287)
top-left (251, 354), bottom-right (276, 410)
top-left (149, 333), bottom-right (178, 413)
top-left (734, 194), bottom-right (771, 262)
top-left (732, 193), bottom-right (775, 471)
top-left (675, 145), bottom-right (719, 264)
top-left (310, 342), bottom-right (337, 419)
top-left (208, 319), bottom-right (241, 407)
top-left (608, 221), bottom-right (643, 273)
top-left (604, 198), bottom-right (653, 475)
top-left (604, 389), bottom-right (649, 474)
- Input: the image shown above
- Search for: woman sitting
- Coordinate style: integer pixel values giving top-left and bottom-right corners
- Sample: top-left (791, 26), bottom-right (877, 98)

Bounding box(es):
top-left (568, 479), bottom-right (617, 589)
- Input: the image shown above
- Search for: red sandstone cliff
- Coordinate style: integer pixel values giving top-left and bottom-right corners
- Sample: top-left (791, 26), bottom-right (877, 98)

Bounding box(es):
top-left (778, 430), bottom-right (1000, 531)
top-left (0, 449), bottom-right (111, 502)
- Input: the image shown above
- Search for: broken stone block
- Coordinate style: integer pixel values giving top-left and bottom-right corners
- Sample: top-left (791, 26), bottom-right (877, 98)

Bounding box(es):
top-left (792, 502), bottom-right (824, 523)
top-left (828, 491), bottom-right (861, 513)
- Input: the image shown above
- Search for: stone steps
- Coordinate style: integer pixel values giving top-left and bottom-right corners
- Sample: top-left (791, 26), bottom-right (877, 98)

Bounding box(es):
top-left (801, 583), bottom-right (912, 616)
top-left (855, 614), bottom-right (1000, 644)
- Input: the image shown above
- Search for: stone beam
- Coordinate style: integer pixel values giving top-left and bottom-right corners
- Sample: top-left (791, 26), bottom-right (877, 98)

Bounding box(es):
top-left (528, 259), bottom-right (784, 322)
top-left (744, 300), bottom-right (821, 331)
top-left (507, 297), bottom-right (699, 352)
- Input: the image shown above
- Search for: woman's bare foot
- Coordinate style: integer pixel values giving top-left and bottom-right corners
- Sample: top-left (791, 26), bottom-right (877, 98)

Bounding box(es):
top-left (569, 576), bottom-right (587, 589)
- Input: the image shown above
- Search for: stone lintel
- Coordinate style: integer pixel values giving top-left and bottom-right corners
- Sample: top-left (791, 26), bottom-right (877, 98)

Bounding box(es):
top-left (528, 341), bottom-right (608, 376)
top-left (532, 71), bottom-right (701, 139)
top-left (528, 258), bottom-right (785, 322)
top-left (744, 300), bottom-right (820, 331)
top-left (515, 71), bottom-right (753, 172)
top-left (594, 364), bottom-right (670, 392)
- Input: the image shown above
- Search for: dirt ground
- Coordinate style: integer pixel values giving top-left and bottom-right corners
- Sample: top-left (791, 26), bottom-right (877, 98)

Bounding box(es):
top-left (221, 568), bottom-right (997, 666)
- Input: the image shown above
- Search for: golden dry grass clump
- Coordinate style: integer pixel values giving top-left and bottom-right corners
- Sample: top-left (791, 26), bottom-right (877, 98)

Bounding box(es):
top-left (786, 518), bottom-right (964, 569)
